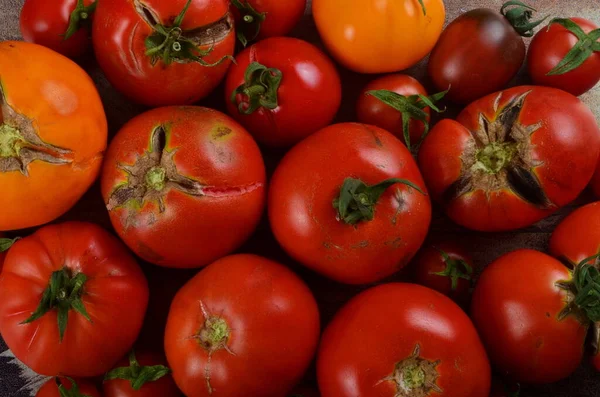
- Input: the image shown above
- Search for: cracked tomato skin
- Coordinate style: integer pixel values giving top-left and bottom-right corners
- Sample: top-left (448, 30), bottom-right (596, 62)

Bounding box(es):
top-left (232, 0), bottom-right (306, 41)
top-left (92, 0), bottom-right (234, 107)
top-left (0, 222), bottom-right (149, 377)
top-left (20, 0), bottom-right (95, 58)
top-left (225, 37), bottom-right (342, 147)
top-left (471, 250), bottom-right (586, 384)
top-left (37, 378), bottom-right (101, 397)
top-left (101, 107), bottom-right (266, 268)
top-left (418, 86), bottom-right (600, 232)
top-left (317, 283), bottom-right (491, 397)
top-left (549, 201), bottom-right (600, 266)
top-left (164, 254), bottom-right (320, 397)
top-left (269, 123), bottom-right (431, 285)
top-left (0, 41), bottom-right (107, 231)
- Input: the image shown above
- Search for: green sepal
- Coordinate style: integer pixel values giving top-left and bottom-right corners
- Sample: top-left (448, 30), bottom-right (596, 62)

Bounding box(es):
top-left (231, 61), bottom-right (282, 115)
top-left (417, 0), bottom-right (426, 16)
top-left (546, 18), bottom-right (600, 76)
top-left (63, 0), bottom-right (97, 40)
top-left (105, 351), bottom-right (171, 391)
top-left (0, 237), bottom-right (18, 252)
top-left (230, 0), bottom-right (267, 47)
top-left (56, 377), bottom-right (93, 397)
top-left (431, 249), bottom-right (474, 290)
top-left (500, 1), bottom-right (547, 37)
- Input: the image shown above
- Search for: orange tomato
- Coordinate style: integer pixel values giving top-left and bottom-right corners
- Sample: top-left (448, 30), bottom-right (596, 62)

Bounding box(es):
top-left (0, 41), bottom-right (107, 231)
top-left (312, 0), bottom-right (445, 73)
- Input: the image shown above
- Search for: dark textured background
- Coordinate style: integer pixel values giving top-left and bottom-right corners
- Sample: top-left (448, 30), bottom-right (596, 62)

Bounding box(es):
top-left (1, 0), bottom-right (600, 396)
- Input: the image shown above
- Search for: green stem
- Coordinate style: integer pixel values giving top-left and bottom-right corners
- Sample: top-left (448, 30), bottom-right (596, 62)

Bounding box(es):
top-left (0, 237), bottom-right (19, 252)
top-left (431, 249), bottom-right (473, 290)
top-left (500, 1), bottom-right (547, 37)
top-left (56, 377), bottom-right (93, 397)
top-left (546, 18), bottom-right (600, 75)
top-left (104, 351), bottom-right (171, 391)
top-left (230, 0), bottom-right (267, 47)
top-left (63, 0), bottom-right (97, 40)
top-left (231, 62), bottom-right (282, 115)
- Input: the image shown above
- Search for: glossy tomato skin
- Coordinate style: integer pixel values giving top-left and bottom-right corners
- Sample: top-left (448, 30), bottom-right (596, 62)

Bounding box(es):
top-left (269, 123), bottom-right (432, 285)
top-left (528, 18), bottom-right (600, 96)
top-left (418, 86), bottom-right (600, 232)
top-left (549, 201), bottom-right (600, 266)
top-left (101, 107), bottom-right (265, 269)
top-left (312, 0), bottom-right (445, 73)
top-left (225, 37), bottom-right (341, 147)
top-left (232, 0), bottom-right (306, 40)
top-left (164, 254), bottom-right (320, 397)
top-left (471, 250), bottom-right (586, 384)
top-left (37, 378), bottom-right (101, 397)
top-left (92, 0), bottom-right (234, 107)
top-left (428, 8), bottom-right (525, 104)
top-left (356, 74), bottom-right (431, 145)
top-left (0, 222), bottom-right (149, 377)
top-left (0, 42), bottom-right (107, 231)
top-left (20, 0), bottom-right (94, 58)
top-left (103, 352), bottom-right (181, 397)
top-left (318, 283), bottom-right (491, 397)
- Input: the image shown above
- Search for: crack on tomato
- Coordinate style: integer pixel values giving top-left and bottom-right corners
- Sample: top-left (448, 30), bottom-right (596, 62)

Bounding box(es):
top-left (391, 189), bottom-right (406, 225)
top-left (443, 91), bottom-right (554, 209)
top-left (0, 81), bottom-right (73, 175)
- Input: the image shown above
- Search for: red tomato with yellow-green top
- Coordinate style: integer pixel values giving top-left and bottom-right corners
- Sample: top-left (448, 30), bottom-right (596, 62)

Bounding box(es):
top-left (37, 377), bottom-right (101, 397)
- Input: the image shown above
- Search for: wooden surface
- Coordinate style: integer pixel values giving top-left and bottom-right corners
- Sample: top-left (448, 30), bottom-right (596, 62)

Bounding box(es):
top-left (1, 0), bottom-right (600, 396)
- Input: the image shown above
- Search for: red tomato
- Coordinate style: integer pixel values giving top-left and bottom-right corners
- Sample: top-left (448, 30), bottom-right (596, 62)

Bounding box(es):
top-left (549, 201), bottom-right (600, 266)
top-left (528, 18), bottom-right (600, 96)
top-left (0, 222), bottom-right (149, 377)
top-left (20, 0), bottom-right (96, 58)
top-left (471, 249), bottom-right (594, 384)
top-left (225, 37), bottom-right (341, 147)
top-left (412, 239), bottom-right (475, 306)
top-left (356, 74), bottom-right (446, 150)
top-left (269, 123), bottom-right (432, 285)
top-left (231, 0), bottom-right (306, 46)
top-left (318, 283), bottom-right (491, 397)
top-left (37, 377), bottom-right (101, 397)
top-left (164, 254), bottom-right (320, 397)
top-left (92, 0), bottom-right (234, 106)
top-left (103, 351), bottom-right (181, 397)
top-left (418, 86), bottom-right (600, 232)
top-left (428, 3), bottom-right (544, 104)
top-left (101, 106), bottom-right (265, 269)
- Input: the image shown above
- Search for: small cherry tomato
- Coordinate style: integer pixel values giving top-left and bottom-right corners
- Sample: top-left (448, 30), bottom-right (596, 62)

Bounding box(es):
top-left (356, 74), bottom-right (447, 150)
top-left (231, 0), bottom-right (306, 46)
top-left (20, 0), bottom-right (96, 58)
top-left (318, 283), bottom-right (491, 397)
top-left (471, 249), bottom-right (598, 384)
top-left (528, 18), bottom-right (600, 96)
top-left (225, 37), bottom-right (341, 147)
top-left (37, 377), bottom-right (101, 397)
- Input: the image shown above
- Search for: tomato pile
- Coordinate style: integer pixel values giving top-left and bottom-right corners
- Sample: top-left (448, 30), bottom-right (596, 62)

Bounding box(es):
top-left (1, 0), bottom-right (599, 396)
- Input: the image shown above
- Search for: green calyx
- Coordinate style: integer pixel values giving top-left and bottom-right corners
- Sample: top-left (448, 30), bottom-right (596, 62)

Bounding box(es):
top-left (0, 237), bottom-right (18, 253)
top-left (500, 1), bottom-right (547, 37)
top-left (199, 317), bottom-right (230, 350)
top-left (230, 0), bottom-right (266, 47)
top-left (431, 249), bottom-right (474, 291)
top-left (56, 377), bottom-right (93, 397)
top-left (366, 87), bottom-right (448, 151)
top-left (558, 254), bottom-right (600, 323)
top-left (546, 18), bottom-right (600, 76)
top-left (0, 124), bottom-right (24, 158)
top-left (63, 0), bottom-right (97, 40)
top-left (104, 351), bottom-right (171, 391)
top-left (402, 364), bottom-right (426, 390)
top-left (145, 166), bottom-right (166, 191)
top-left (231, 61), bottom-right (282, 115)
top-left (333, 177), bottom-right (425, 226)
top-left (21, 267), bottom-right (92, 342)
top-left (474, 141), bottom-right (518, 174)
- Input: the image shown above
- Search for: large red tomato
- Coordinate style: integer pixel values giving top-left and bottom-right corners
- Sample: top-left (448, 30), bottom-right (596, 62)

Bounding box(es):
top-left (269, 123), bottom-right (431, 285)
top-left (37, 378), bottom-right (101, 397)
top-left (418, 86), bottom-right (600, 232)
top-left (225, 37), bottom-right (341, 147)
top-left (528, 18), bottom-right (600, 96)
top-left (471, 249), bottom-right (594, 384)
top-left (103, 351), bottom-right (180, 397)
top-left (164, 254), bottom-right (320, 397)
top-left (318, 283), bottom-right (491, 397)
top-left (101, 107), bottom-right (265, 269)
top-left (92, 0), bottom-right (234, 106)
top-left (20, 0), bottom-right (96, 58)
top-left (231, 0), bottom-right (306, 46)
top-left (0, 222), bottom-right (149, 377)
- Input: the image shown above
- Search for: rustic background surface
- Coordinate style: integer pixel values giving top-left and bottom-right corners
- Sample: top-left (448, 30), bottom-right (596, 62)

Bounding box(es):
top-left (1, 0), bottom-right (599, 396)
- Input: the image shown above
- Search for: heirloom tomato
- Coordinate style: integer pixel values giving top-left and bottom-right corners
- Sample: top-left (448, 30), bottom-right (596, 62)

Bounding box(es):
top-left (312, 0), bottom-right (445, 73)
top-left (92, 0), bottom-right (234, 106)
top-left (103, 351), bottom-right (180, 397)
top-left (20, 0), bottom-right (96, 58)
top-left (269, 123), bottom-right (431, 285)
top-left (37, 378), bottom-right (101, 397)
top-left (418, 86), bottom-right (600, 232)
top-left (0, 222), bottom-right (149, 377)
top-left (231, 0), bottom-right (306, 46)
top-left (471, 249), bottom-right (599, 384)
top-left (428, 1), bottom-right (545, 104)
top-left (0, 41), bottom-right (107, 231)
top-left (318, 283), bottom-right (491, 397)
top-left (101, 107), bottom-right (265, 268)
top-left (528, 18), bottom-right (600, 96)
top-left (164, 254), bottom-right (320, 397)
top-left (225, 37), bottom-right (341, 147)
